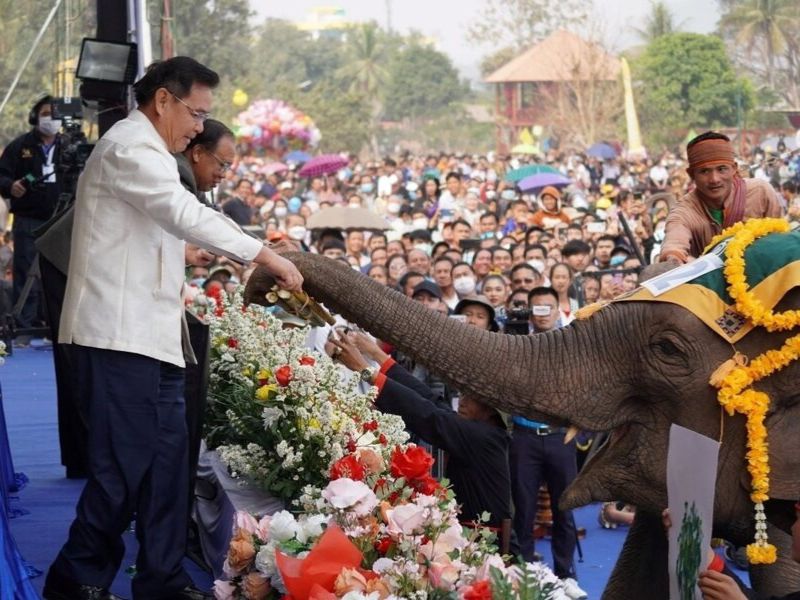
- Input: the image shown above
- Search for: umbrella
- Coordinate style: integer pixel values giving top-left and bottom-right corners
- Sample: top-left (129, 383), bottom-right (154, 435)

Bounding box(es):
top-left (586, 143), bottom-right (617, 160)
top-left (510, 143), bottom-right (540, 155)
top-left (260, 162), bottom-right (288, 175)
top-left (759, 135), bottom-right (798, 153)
top-left (285, 150), bottom-right (311, 164)
top-left (517, 172), bottom-right (572, 194)
top-left (505, 164), bottom-right (559, 183)
top-left (298, 154), bottom-right (349, 178)
top-left (305, 206), bottom-right (390, 231)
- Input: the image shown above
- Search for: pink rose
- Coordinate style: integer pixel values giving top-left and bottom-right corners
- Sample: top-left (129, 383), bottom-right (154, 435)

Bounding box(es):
top-left (255, 515), bottom-right (271, 543)
top-left (213, 579), bottom-right (237, 600)
top-left (322, 478), bottom-right (378, 517)
top-left (386, 503), bottom-right (426, 537)
top-left (235, 511), bottom-right (259, 536)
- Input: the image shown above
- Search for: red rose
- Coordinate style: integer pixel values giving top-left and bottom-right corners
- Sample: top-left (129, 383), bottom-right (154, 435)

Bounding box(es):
top-left (463, 580), bottom-right (492, 600)
top-left (374, 536), bottom-right (392, 555)
top-left (330, 455), bottom-right (365, 481)
top-left (412, 475), bottom-right (441, 496)
top-left (299, 356), bottom-right (316, 366)
top-left (346, 437), bottom-right (357, 453)
top-left (275, 365), bottom-right (293, 387)
top-left (378, 434), bottom-right (387, 445)
top-left (227, 338), bottom-right (238, 349)
top-left (362, 420), bottom-right (378, 433)
top-left (390, 445), bottom-right (434, 481)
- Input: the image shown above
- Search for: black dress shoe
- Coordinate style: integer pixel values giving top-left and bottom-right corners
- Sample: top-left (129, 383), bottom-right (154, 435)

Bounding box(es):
top-left (43, 569), bottom-right (126, 600)
top-left (164, 585), bottom-right (213, 600)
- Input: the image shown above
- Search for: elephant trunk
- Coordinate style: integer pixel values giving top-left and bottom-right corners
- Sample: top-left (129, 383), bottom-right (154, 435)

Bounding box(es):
top-left (249, 253), bottom-right (628, 430)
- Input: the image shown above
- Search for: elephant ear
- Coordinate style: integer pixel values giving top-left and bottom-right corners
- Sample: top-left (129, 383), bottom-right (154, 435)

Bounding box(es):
top-left (765, 396), bottom-right (800, 501)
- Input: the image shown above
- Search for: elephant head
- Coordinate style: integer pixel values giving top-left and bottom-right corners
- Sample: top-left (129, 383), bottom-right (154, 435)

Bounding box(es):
top-left (244, 252), bottom-right (800, 598)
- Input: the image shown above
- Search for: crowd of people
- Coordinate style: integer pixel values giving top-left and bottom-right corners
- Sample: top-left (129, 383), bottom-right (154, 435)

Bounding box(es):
top-left (2, 54), bottom-right (800, 599)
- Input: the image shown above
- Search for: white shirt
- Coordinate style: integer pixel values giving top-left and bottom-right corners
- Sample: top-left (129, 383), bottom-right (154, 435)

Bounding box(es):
top-left (59, 110), bottom-right (264, 366)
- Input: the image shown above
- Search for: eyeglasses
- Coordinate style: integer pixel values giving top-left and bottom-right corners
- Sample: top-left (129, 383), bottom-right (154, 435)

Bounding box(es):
top-left (170, 91), bottom-right (210, 122)
top-left (208, 150), bottom-right (232, 172)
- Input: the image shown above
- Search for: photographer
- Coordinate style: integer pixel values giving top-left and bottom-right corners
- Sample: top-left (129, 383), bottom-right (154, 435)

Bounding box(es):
top-left (0, 95), bottom-right (62, 338)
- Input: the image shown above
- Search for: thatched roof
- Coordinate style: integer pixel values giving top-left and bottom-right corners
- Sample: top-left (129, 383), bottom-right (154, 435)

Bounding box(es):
top-left (485, 30), bottom-right (620, 84)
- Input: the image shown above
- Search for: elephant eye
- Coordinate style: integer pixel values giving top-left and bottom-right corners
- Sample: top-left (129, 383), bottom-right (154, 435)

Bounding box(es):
top-left (655, 338), bottom-right (681, 356)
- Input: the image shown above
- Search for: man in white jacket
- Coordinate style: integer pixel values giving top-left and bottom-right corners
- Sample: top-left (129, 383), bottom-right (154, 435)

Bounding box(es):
top-left (44, 57), bottom-right (302, 600)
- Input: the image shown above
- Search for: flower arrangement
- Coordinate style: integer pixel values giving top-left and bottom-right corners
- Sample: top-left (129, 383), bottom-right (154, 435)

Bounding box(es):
top-left (214, 462), bottom-right (568, 600)
top-left (235, 99), bottom-right (322, 154)
top-left (205, 291), bottom-right (408, 501)
top-left (706, 218), bottom-right (800, 564)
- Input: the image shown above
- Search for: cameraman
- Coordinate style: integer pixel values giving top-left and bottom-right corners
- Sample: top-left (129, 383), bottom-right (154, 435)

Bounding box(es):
top-left (0, 95), bottom-right (62, 337)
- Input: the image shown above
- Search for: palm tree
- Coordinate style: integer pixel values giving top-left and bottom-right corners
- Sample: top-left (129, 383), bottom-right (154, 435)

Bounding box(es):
top-left (720, 0), bottom-right (800, 87)
top-left (634, 1), bottom-right (683, 43)
top-left (336, 23), bottom-right (388, 154)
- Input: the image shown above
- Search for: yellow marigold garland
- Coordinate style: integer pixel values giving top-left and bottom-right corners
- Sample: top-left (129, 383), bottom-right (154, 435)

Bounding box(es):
top-left (708, 218), bottom-right (799, 565)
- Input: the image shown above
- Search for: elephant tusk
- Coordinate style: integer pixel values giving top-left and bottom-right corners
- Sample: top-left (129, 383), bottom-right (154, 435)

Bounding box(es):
top-left (564, 426), bottom-right (579, 445)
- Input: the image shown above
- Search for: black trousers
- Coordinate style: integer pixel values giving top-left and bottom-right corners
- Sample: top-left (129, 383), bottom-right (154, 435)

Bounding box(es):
top-left (39, 255), bottom-right (88, 476)
top-left (509, 428), bottom-right (578, 579)
top-left (49, 345), bottom-right (192, 598)
top-left (12, 216), bottom-right (45, 328)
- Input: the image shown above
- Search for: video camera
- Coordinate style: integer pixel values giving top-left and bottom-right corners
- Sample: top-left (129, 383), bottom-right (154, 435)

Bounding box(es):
top-left (51, 97), bottom-right (93, 213)
top-left (504, 299), bottom-right (531, 336)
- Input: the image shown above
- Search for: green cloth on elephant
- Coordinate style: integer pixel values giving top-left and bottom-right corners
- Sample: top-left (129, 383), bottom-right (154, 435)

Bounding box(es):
top-left (616, 230), bottom-right (800, 343)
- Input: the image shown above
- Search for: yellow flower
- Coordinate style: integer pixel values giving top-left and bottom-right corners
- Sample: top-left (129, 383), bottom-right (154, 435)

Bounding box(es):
top-left (256, 368), bottom-right (272, 381)
top-left (255, 384), bottom-right (278, 402)
top-left (709, 218), bottom-right (800, 565)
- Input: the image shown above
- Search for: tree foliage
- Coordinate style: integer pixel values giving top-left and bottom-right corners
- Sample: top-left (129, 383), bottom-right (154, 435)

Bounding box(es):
top-left (718, 0), bottom-right (800, 105)
top-left (467, 0), bottom-right (588, 52)
top-left (633, 33), bottom-right (754, 147)
top-left (383, 44), bottom-right (468, 121)
top-left (634, 1), bottom-right (684, 43)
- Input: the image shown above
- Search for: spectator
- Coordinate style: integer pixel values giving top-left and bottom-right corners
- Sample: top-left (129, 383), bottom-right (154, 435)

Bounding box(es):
top-left (509, 263), bottom-right (542, 293)
top-left (452, 262), bottom-right (477, 298)
top-left (550, 263), bottom-right (578, 323)
top-left (530, 186), bottom-right (571, 229)
top-left (432, 256), bottom-right (458, 309)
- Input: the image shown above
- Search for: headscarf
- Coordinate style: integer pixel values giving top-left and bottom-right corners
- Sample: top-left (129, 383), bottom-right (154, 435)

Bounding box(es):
top-left (686, 137), bottom-right (746, 227)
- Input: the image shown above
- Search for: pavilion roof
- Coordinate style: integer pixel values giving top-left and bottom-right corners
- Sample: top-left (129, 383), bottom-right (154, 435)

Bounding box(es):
top-left (485, 30), bottom-right (620, 84)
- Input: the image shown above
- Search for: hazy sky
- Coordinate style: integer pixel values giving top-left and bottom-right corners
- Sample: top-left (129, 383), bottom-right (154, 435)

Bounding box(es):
top-left (251, 0), bottom-right (720, 79)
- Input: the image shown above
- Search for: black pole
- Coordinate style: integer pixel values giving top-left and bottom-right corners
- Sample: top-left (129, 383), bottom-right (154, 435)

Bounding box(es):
top-left (617, 212), bottom-right (647, 265)
top-left (95, 0), bottom-right (129, 136)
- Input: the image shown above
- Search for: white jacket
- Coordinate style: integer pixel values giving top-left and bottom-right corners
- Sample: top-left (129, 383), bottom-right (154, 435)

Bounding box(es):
top-left (59, 110), bottom-right (263, 366)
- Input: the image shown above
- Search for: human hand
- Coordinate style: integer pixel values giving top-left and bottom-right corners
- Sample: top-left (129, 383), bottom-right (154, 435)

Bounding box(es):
top-left (10, 179), bottom-right (25, 198)
top-left (185, 244), bottom-right (214, 267)
top-left (255, 247), bottom-right (303, 292)
top-left (698, 569), bottom-right (748, 600)
top-left (330, 332), bottom-right (370, 372)
top-left (352, 332), bottom-right (389, 363)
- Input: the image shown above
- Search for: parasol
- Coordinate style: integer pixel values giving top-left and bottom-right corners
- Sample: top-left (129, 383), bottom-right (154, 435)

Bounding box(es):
top-left (586, 142), bottom-right (618, 160)
top-left (297, 154), bottom-right (349, 178)
top-left (260, 162), bottom-right (288, 175)
top-left (517, 172), bottom-right (572, 194)
top-left (305, 206), bottom-right (390, 231)
top-left (505, 164), bottom-right (559, 183)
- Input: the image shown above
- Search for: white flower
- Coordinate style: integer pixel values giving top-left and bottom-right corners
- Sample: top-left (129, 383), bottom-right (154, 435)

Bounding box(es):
top-left (321, 478), bottom-right (378, 517)
top-left (341, 592), bottom-right (380, 600)
top-left (268, 510), bottom-right (300, 542)
top-left (213, 579), bottom-right (237, 600)
top-left (254, 542), bottom-right (278, 578)
top-left (261, 406), bottom-right (283, 429)
top-left (372, 558), bottom-right (395, 573)
top-left (299, 513), bottom-right (329, 541)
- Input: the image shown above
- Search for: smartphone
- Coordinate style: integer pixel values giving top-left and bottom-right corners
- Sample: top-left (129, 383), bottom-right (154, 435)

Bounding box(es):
top-left (459, 238), bottom-right (481, 250)
top-left (587, 222), bottom-right (606, 234)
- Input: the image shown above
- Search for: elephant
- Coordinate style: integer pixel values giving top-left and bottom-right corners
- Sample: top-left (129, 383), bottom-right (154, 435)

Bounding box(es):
top-left (244, 251), bottom-right (800, 599)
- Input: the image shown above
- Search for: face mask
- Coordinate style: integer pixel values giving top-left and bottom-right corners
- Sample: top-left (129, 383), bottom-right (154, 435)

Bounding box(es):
top-left (527, 259), bottom-right (545, 274)
top-left (348, 202), bottom-right (361, 209)
top-left (486, 191), bottom-right (497, 200)
top-left (274, 207), bottom-right (288, 218)
top-left (38, 116), bottom-right (62, 137)
top-left (387, 202), bottom-right (401, 214)
top-left (412, 218), bottom-right (429, 229)
top-left (501, 190), bottom-right (517, 201)
top-left (189, 277), bottom-right (206, 288)
top-left (610, 255), bottom-right (626, 267)
top-left (360, 183), bottom-right (375, 194)
top-left (288, 225), bottom-right (306, 241)
top-left (453, 276), bottom-right (476, 296)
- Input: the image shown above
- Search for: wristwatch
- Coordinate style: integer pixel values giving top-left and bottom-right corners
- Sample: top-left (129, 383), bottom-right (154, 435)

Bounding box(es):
top-left (359, 367), bottom-right (378, 384)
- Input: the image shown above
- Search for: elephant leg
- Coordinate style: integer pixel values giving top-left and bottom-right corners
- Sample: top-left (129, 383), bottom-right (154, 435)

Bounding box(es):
top-left (749, 522), bottom-right (800, 598)
top-left (602, 511), bottom-right (668, 600)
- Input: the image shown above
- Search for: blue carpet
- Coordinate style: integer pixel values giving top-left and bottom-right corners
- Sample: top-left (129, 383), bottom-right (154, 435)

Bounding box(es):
top-left (2, 345), bottom-right (749, 598)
